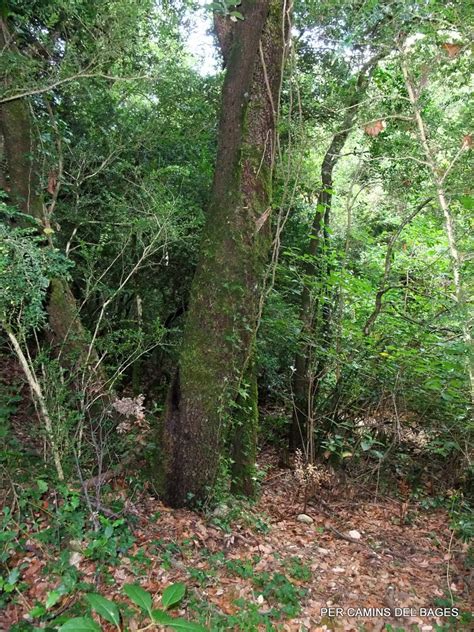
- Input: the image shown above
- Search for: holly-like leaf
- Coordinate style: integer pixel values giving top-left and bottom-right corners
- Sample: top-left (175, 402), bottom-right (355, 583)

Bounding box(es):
top-left (86, 594), bottom-right (120, 626)
top-left (59, 617), bottom-right (101, 632)
top-left (123, 583), bottom-right (152, 613)
top-left (162, 582), bottom-right (186, 609)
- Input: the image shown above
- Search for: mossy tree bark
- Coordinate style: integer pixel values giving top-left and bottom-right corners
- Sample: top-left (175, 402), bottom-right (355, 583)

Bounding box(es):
top-left (230, 353), bottom-right (258, 497)
top-left (0, 20), bottom-right (43, 221)
top-left (156, 0), bottom-right (288, 507)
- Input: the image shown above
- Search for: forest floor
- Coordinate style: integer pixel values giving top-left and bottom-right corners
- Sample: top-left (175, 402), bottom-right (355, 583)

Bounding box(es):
top-left (1, 451), bottom-right (472, 631)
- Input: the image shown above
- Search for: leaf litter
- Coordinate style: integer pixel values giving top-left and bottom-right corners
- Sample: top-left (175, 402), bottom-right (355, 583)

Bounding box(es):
top-left (1, 450), bottom-right (472, 631)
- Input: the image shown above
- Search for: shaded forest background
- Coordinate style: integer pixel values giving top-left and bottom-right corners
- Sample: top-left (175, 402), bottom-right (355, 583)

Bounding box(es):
top-left (0, 0), bottom-right (473, 629)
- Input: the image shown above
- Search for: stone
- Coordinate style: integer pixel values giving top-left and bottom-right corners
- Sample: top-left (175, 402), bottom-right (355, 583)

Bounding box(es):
top-left (69, 539), bottom-right (84, 552)
top-left (297, 513), bottom-right (314, 524)
top-left (347, 529), bottom-right (362, 540)
top-left (69, 551), bottom-right (83, 569)
top-left (212, 504), bottom-right (230, 518)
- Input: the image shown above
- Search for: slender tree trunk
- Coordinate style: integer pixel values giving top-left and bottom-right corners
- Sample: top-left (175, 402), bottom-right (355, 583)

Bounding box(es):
top-left (401, 57), bottom-right (474, 405)
top-left (4, 325), bottom-right (64, 480)
top-left (155, 0), bottom-right (289, 507)
top-left (290, 57), bottom-right (382, 454)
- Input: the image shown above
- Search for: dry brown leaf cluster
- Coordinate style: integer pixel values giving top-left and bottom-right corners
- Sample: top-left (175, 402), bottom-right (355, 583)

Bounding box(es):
top-left (364, 120), bottom-right (386, 137)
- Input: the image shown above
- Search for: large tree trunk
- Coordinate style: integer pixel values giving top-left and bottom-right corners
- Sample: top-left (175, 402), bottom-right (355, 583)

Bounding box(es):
top-left (155, 0), bottom-right (288, 507)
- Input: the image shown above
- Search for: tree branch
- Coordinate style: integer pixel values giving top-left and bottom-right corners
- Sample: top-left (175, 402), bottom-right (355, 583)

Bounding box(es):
top-left (0, 71), bottom-right (153, 104)
top-left (363, 197), bottom-right (433, 336)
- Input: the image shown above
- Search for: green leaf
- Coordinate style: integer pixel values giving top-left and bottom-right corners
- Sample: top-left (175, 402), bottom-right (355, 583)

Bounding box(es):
top-left (371, 450), bottom-right (384, 459)
top-left (45, 590), bottom-right (62, 609)
top-left (86, 594), bottom-right (120, 626)
top-left (36, 479), bottom-right (48, 493)
top-left (59, 617), bottom-right (102, 632)
top-left (458, 195), bottom-right (473, 210)
top-left (104, 525), bottom-right (113, 539)
top-left (152, 610), bottom-right (175, 625)
top-left (360, 438), bottom-right (373, 451)
top-left (123, 583), bottom-right (152, 613)
top-left (152, 610), bottom-right (207, 631)
top-left (28, 604), bottom-right (47, 618)
top-left (0, 530), bottom-right (16, 543)
top-left (162, 582), bottom-right (186, 609)
top-left (170, 618), bottom-right (207, 631)
top-left (7, 567), bottom-right (20, 585)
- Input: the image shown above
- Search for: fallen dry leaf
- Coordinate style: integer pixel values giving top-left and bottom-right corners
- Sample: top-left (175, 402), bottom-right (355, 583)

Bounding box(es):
top-left (442, 42), bottom-right (462, 58)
